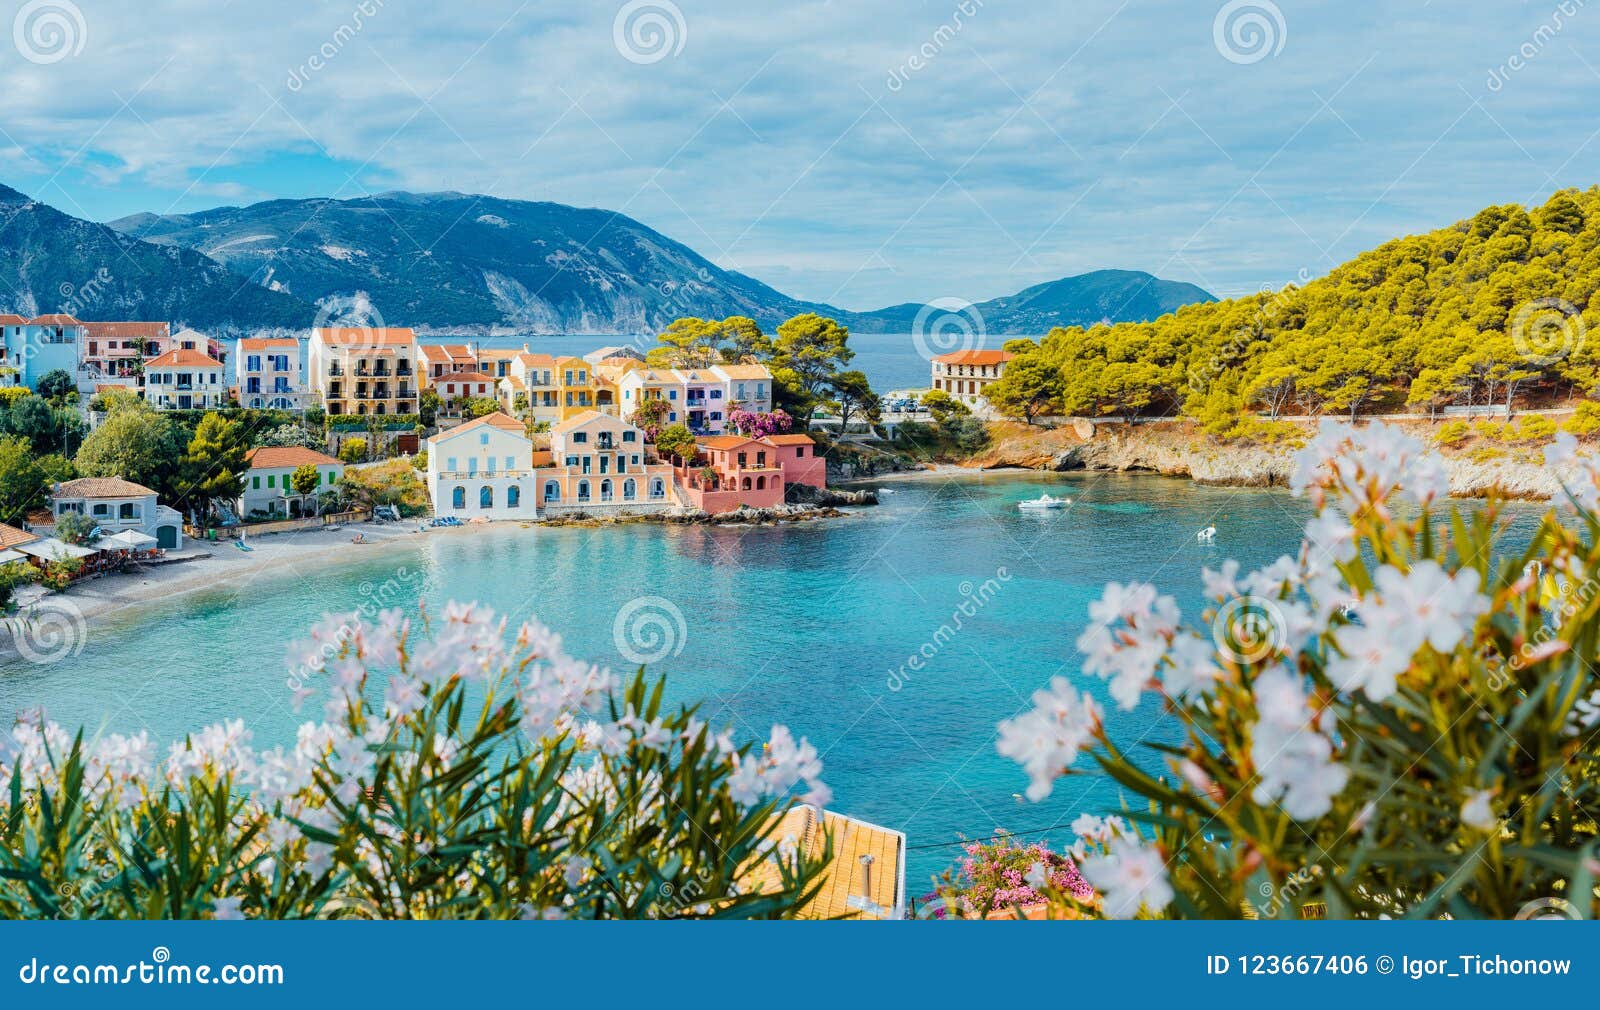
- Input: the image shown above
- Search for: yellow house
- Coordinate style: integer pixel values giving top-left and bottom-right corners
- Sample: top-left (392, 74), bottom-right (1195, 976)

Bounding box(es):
top-left (554, 356), bottom-right (596, 419)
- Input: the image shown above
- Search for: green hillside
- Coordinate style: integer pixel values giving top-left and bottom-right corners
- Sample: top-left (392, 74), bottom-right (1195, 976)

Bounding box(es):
top-left (988, 189), bottom-right (1600, 431)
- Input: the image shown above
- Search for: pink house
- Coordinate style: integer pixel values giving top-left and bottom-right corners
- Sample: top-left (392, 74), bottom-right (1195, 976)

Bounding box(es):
top-left (674, 433), bottom-right (827, 512)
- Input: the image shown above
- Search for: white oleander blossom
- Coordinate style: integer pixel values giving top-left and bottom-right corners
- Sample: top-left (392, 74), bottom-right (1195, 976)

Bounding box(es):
top-left (1327, 561), bottom-right (1487, 701)
top-left (1291, 420), bottom-right (1449, 511)
top-left (1250, 666), bottom-right (1349, 820)
top-left (728, 725), bottom-right (832, 809)
top-left (1079, 831), bottom-right (1173, 919)
top-left (996, 677), bottom-right (1102, 801)
top-left (1076, 581), bottom-right (1181, 710)
top-left (1544, 432), bottom-right (1600, 511)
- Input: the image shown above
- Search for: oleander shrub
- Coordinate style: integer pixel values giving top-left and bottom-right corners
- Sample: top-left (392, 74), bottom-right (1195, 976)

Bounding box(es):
top-left (0, 605), bottom-right (832, 919)
top-left (996, 422), bottom-right (1600, 919)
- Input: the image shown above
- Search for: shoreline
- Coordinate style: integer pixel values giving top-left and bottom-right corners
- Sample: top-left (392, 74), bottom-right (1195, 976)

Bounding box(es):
top-left (0, 504), bottom-right (867, 664)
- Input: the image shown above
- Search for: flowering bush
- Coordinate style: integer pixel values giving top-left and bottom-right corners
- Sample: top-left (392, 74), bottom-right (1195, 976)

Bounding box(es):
top-left (0, 604), bottom-right (832, 919)
top-left (932, 832), bottom-right (1093, 917)
top-left (727, 408), bottom-right (793, 439)
top-left (998, 421), bottom-right (1600, 919)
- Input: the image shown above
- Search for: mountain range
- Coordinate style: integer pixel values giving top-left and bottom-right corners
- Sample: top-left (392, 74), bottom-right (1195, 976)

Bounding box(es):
top-left (0, 183), bottom-right (1214, 336)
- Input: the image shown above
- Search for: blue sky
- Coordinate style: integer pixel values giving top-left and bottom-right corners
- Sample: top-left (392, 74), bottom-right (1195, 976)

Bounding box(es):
top-left (2, 0), bottom-right (1598, 308)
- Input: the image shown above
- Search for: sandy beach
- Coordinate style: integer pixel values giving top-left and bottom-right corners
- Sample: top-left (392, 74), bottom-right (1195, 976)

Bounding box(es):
top-left (0, 520), bottom-right (481, 664)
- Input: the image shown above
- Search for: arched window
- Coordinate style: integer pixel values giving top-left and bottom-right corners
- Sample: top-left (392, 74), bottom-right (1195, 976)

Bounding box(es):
top-left (600, 479), bottom-right (613, 502)
top-left (741, 476), bottom-right (751, 491)
top-left (356, 403), bottom-right (368, 415)
top-left (543, 480), bottom-right (561, 503)
top-left (480, 486), bottom-right (493, 508)
top-left (623, 478), bottom-right (636, 500)
top-left (577, 480), bottom-right (591, 502)
top-left (650, 477), bottom-right (664, 500)
top-left (508, 486), bottom-right (521, 508)
top-left (755, 476), bottom-right (765, 490)
top-left (451, 486), bottom-right (466, 509)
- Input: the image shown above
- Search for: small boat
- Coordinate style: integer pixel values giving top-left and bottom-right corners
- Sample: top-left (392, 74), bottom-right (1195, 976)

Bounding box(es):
top-left (1018, 494), bottom-right (1071, 511)
top-left (1197, 525), bottom-right (1217, 541)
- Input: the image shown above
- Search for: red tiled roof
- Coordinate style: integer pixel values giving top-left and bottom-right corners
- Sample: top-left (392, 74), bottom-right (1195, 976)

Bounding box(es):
top-left (245, 446), bottom-right (342, 470)
top-left (239, 337), bottom-right (300, 350)
top-left (27, 314), bottom-right (81, 326)
top-left (0, 523), bottom-right (38, 550)
top-left (438, 371), bottom-right (496, 386)
top-left (933, 349), bottom-right (1014, 365)
top-left (53, 477), bottom-right (156, 499)
top-left (697, 435), bottom-right (760, 451)
top-left (146, 348), bottom-right (222, 368)
top-left (0, 314), bottom-right (30, 326)
top-left (761, 434), bottom-right (815, 446)
top-left (82, 321), bottom-right (169, 339)
top-left (420, 343), bottom-right (476, 362)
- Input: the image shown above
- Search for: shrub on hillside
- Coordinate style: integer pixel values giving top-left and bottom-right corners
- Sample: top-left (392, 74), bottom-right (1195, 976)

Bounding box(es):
top-left (994, 422), bottom-right (1600, 919)
top-left (1562, 402), bottom-right (1600, 438)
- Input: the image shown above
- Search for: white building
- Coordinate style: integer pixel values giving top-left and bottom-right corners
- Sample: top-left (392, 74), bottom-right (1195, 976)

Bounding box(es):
top-left (46, 477), bottom-right (185, 549)
top-left (930, 349), bottom-right (1014, 416)
top-left (425, 412), bottom-right (541, 520)
top-left (614, 363), bottom-right (773, 434)
top-left (239, 446), bottom-right (345, 519)
top-left (237, 337), bottom-right (308, 410)
top-left (142, 348), bottom-right (227, 410)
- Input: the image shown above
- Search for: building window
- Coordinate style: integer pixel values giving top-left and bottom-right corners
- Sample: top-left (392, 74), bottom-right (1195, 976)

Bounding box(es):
top-left (795, 446), bottom-right (805, 457)
top-left (622, 430), bottom-right (636, 442)
top-left (508, 486), bottom-right (520, 508)
top-left (544, 480), bottom-right (561, 502)
top-left (480, 486), bottom-right (494, 508)
top-left (577, 480), bottom-right (590, 502)
top-left (650, 478), bottom-right (664, 500)
top-left (572, 432), bottom-right (587, 443)
top-left (252, 475), bottom-right (260, 489)
top-left (623, 478), bottom-right (636, 500)
top-left (600, 479), bottom-right (613, 502)
top-left (452, 487), bottom-right (466, 509)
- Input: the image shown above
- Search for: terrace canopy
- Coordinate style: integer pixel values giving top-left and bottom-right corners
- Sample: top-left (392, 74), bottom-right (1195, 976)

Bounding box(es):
top-left (101, 530), bottom-right (157, 549)
top-left (0, 548), bottom-right (25, 565)
top-left (14, 538), bottom-right (97, 561)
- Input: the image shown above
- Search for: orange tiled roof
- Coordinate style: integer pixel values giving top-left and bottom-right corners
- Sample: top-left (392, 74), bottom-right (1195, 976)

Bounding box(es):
top-left (518, 352), bottom-right (556, 368)
top-left (932, 349), bottom-right (1014, 365)
top-left (761, 434), bottom-right (815, 446)
top-left (433, 411), bottom-right (526, 441)
top-left (82, 321), bottom-right (169, 339)
top-left (437, 371), bottom-right (496, 386)
top-left (245, 446), bottom-right (342, 470)
top-left (0, 314), bottom-right (27, 326)
top-left (239, 337), bottom-right (300, 350)
top-left (315, 327), bottom-right (417, 347)
top-left (420, 343), bottom-right (476, 362)
top-left (26, 314), bottom-right (81, 326)
top-left (716, 364), bottom-right (772, 379)
top-left (697, 435), bottom-right (759, 451)
top-left (145, 348), bottom-right (222, 368)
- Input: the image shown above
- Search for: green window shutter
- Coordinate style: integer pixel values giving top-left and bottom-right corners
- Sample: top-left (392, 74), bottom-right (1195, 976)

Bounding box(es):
top-left (252, 475), bottom-right (260, 489)
top-left (268, 474), bottom-right (276, 488)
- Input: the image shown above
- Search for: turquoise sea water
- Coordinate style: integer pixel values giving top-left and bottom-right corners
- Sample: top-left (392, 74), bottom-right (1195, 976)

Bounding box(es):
top-left (0, 474), bottom-right (1550, 888)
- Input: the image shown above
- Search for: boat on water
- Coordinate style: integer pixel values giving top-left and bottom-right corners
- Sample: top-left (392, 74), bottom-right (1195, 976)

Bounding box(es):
top-left (1018, 494), bottom-right (1071, 511)
top-left (1197, 525), bottom-right (1217, 541)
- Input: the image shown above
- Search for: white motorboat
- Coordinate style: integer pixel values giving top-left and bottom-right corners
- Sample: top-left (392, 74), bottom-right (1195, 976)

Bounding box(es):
top-left (1018, 494), bottom-right (1071, 511)
top-left (1197, 525), bottom-right (1217, 541)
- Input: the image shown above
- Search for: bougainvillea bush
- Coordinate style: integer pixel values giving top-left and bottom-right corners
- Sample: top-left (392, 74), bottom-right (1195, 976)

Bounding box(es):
top-left (931, 832), bottom-right (1093, 918)
top-left (0, 605), bottom-right (832, 919)
top-left (998, 422), bottom-right (1600, 920)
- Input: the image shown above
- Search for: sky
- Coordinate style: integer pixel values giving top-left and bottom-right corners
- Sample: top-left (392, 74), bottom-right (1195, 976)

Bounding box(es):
top-left (1, 0), bottom-right (1598, 309)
